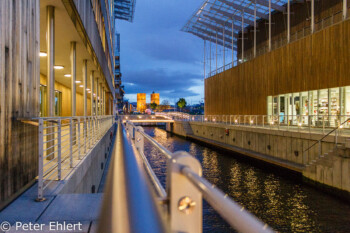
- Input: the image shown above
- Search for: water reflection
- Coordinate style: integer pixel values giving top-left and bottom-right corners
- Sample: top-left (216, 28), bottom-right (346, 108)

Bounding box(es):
top-left (143, 126), bottom-right (350, 232)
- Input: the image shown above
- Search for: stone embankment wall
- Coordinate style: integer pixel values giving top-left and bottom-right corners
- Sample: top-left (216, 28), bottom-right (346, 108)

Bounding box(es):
top-left (167, 121), bottom-right (350, 195)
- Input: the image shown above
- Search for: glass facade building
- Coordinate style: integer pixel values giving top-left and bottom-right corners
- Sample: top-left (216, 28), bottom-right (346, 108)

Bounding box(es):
top-left (267, 86), bottom-right (350, 127)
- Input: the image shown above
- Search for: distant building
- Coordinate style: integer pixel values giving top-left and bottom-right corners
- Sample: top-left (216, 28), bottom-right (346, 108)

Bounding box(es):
top-left (151, 91), bottom-right (160, 105)
top-left (137, 93), bottom-right (147, 112)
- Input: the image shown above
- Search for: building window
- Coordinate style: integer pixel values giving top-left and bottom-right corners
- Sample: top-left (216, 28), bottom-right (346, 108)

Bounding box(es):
top-left (39, 85), bottom-right (62, 117)
top-left (267, 86), bottom-right (350, 127)
top-left (279, 95), bottom-right (286, 123)
top-left (345, 86), bottom-right (350, 115)
top-left (40, 85), bottom-right (47, 117)
top-left (267, 96), bottom-right (272, 116)
top-left (55, 91), bottom-right (62, 116)
top-left (273, 96), bottom-right (278, 116)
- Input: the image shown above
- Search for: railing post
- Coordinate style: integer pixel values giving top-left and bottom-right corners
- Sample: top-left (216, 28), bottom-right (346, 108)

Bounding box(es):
top-left (69, 118), bottom-right (73, 168)
top-left (135, 127), bottom-right (144, 153)
top-left (37, 119), bottom-right (45, 201)
top-left (87, 117), bottom-right (91, 149)
top-left (167, 151), bottom-right (202, 233)
top-left (78, 118), bottom-right (81, 159)
top-left (263, 116), bottom-right (265, 128)
top-left (57, 119), bottom-right (62, 180)
top-left (318, 140), bottom-right (322, 158)
top-left (322, 115), bottom-right (325, 135)
top-left (94, 117), bottom-right (97, 142)
top-left (83, 117), bottom-right (86, 153)
top-left (335, 129), bottom-right (338, 146)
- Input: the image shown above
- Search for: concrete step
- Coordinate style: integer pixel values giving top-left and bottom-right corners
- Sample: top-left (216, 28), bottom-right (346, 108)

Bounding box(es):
top-left (318, 157), bottom-right (333, 168)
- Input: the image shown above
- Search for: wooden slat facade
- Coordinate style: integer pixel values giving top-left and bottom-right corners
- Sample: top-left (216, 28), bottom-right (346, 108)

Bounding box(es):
top-left (205, 18), bottom-right (350, 115)
top-left (0, 0), bottom-right (40, 209)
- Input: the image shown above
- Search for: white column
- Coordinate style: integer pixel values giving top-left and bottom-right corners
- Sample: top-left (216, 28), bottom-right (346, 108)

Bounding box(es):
top-left (83, 59), bottom-right (87, 116)
top-left (268, 0), bottom-right (272, 51)
top-left (209, 38), bottom-right (211, 74)
top-left (103, 87), bottom-right (105, 115)
top-left (343, 0), bottom-right (348, 20)
top-left (204, 40), bottom-right (206, 79)
top-left (216, 32), bottom-right (218, 74)
top-left (241, 11), bottom-right (244, 62)
top-left (90, 71), bottom-right (94, 116)
top-left (96, 78), bottom-right (99, 116)
top-left (46, 5), bottom-right (55, 159)
top-left (254, 1), bottom-right (257, 57)
top-left (311, 0), bottom-right (315, 33)
top-left (231, 19), bottom-right (234, 65)
top-left (287, 0), bottom-right (291, 43)
top-left (47, 6), bottom-right (55, 117)
top-left (99, 83), bottom-right (102, 115)
top-left (223, 26), bottom-right (225, 71)
top-left (70, 42), bottom-right (76, 116)
top-left (101, 86), bottom-right (104, 116)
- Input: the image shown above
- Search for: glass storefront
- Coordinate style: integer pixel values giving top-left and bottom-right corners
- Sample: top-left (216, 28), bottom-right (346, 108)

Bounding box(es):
top-left (267, 96), bottom-right (272, 116)
top-left (40, 85), bottom-right (62, 117)
top-left (318, 89), bottom-right (328, 116)
top-left (346, 86), bottom-right (350, 115)
top-left (267, 86), bottom-right (350, 127)
top-left (279, 95), bottom-right (286, 123)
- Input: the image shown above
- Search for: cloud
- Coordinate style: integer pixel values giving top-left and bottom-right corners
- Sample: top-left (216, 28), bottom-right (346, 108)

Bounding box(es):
top-left (123, 68), bottom-right (202, 100)
top-left (133, 32), bottom-right (200, 63)
top-left (116, 0), bottom-right (205, 104)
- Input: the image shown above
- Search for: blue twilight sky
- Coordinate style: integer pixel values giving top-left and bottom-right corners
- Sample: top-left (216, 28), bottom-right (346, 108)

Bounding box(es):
top-left (115, 0), bottom-right (205, 105)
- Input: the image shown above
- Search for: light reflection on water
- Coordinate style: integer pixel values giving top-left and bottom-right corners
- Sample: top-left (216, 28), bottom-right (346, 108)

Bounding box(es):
top-left (143, 126), bottom-right (350, 232)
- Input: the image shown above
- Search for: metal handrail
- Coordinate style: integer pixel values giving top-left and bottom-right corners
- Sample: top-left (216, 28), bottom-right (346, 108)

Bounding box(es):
top-left (303, 117), bottom-right (350, 153)
top-left (138, 149), bottom-right (167, 198)
top-left (98, 120), bottom-right (165, 233)
top-left (165, 114), bottom-right (350, 132)
top-left (181, 166), bottom-right (270, 233)
top-left (36, 115), bottom-right (114, 201)
top-left (138, 129), bottom-right (173, 159)
top-left (126, 121), bottom-right (274, 233)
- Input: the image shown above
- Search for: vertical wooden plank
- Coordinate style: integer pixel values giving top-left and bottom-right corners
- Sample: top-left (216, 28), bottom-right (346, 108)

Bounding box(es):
top-left (5, 0), bottom-right (13, 198)
top-left (0, 0), bottom-right (5, 204)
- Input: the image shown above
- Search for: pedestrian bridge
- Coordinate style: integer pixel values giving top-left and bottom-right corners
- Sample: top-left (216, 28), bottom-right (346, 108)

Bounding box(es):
top-left (120, 114), bottom-right (174, 123)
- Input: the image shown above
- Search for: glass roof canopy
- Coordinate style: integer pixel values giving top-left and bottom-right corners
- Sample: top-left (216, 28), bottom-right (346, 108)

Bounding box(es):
top-left (182, 0), bottom-right (288, 50)
top-left (114, 0), bottom-right (136, 22)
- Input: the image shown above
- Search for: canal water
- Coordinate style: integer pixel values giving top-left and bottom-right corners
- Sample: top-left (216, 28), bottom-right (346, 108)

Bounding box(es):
top-left (143, 126), bottom-right (350, 233)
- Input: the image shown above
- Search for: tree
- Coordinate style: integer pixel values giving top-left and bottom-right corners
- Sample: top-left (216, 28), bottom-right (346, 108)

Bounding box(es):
top-left (161, 100), bottom-right (170, 106)
top-left (176, 98), bottom-right (187, 111)
top-left (150, 102), bottom-right (158, 110)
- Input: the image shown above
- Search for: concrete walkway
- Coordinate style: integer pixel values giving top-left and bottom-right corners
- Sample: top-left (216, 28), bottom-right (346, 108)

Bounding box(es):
top-left (0, 185), bottom-right (102, 233)
top-left (0, 126), bottom-right (116, 233)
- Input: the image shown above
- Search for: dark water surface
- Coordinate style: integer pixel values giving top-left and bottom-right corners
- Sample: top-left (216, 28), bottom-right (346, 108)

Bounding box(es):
top-left (143, 126), bottom-right (350, 233)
